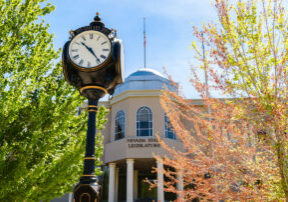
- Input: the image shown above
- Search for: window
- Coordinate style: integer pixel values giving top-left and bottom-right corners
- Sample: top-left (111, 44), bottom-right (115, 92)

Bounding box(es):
top-left (136, 107), bottom-right (153, 136)
top-left (165, 114), bottom-right (176, 139)
top-left (115, 110), bottom-right (125, 140)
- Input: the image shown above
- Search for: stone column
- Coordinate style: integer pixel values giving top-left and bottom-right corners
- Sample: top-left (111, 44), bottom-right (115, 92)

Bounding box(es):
top-left (177, 170), bottom-right (184, 202)
top-left (126, 159), bottom-right (134, 202)
top-left (68, 193), bottom-right (72, 202)
top-left (133, 170), bottom-right (138, 200)
top-left (157, 160), bottom-right (164, 202)
top-left (108, 163), bottom-right (116, 202)
top-left (115, 167), bottom-right (119, 202)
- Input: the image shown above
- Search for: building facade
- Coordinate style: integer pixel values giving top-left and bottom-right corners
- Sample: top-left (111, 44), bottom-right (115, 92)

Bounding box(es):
top-left (101, 68), bottom-right (184, 202)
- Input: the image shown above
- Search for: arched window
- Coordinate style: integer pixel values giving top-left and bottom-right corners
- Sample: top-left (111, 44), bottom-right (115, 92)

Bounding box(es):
top-left (136, 107), bottom-right (153, 136)
top-left (165, 114), bottom-right (176, 139)
top-left (115, 110), bottom-right (125, 140)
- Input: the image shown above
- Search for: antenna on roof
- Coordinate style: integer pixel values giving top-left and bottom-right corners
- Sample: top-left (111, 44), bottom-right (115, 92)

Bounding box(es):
top-left (143, 17), bottom-right (147, 69)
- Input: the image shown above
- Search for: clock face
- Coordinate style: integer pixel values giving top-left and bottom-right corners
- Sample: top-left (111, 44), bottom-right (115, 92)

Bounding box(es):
top-left (68, 30), bottom-right (111, 68)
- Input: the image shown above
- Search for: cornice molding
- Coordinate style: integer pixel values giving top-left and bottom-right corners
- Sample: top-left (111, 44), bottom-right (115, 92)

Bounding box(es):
top-left (110, 90), bottom-right (163, 105)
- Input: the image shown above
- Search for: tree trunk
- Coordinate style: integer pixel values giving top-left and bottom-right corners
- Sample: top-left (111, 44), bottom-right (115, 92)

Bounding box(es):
top-left (276, 140), bottom-right (288, 200)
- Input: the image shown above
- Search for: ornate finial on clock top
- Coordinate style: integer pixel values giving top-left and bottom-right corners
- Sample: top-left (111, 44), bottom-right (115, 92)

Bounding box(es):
top-left (94, 12), bottom-right (101, 21)
top-left (90, 12), bottom-right (104, 27)
top-left (69, 30), bottom-right (74, 39)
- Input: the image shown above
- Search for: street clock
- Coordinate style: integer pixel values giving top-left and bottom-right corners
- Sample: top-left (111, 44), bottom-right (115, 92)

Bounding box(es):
top-left (62, 13), bottom-right (124, 202)
top-left (63, 13), bottom-right (124, 99)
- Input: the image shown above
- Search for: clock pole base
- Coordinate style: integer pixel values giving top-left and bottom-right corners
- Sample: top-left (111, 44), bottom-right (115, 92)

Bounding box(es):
top-left (73, 181), bottom-right (101, 202)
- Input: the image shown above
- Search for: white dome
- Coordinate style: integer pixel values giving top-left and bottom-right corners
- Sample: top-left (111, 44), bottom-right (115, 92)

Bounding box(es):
top-left (112, 68), bottom-right (177, 96)
top-left (126, 68), bottom-right (165, 80)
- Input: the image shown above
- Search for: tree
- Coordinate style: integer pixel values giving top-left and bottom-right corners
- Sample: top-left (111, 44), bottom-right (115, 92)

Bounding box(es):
top-left (0, 0), bottom-right (107, 201)
top-left (153, 0), bottom-right (288, 200)
top-left (157, 91), bottom-right (280, 201)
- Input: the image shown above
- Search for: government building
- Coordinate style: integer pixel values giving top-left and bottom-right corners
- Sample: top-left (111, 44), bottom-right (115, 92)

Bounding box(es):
top-left (100, 68), bottom-right (184, 202)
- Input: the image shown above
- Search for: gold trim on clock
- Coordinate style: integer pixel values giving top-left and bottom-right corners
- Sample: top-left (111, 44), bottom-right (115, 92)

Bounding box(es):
top-left (69, 55), bottom-right (112, 72)
top-left (79, 86), bottom-right (108, 94)
top-left (88, 105), bottom-right (98, 108)
top-left (84, 157), bottom-right (96, 160)
top-left (88, 109), bottom-right (98, 113)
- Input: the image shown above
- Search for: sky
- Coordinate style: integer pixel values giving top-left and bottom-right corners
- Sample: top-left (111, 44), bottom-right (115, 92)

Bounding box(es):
top-left (45, 0), bottom-right (218, 98)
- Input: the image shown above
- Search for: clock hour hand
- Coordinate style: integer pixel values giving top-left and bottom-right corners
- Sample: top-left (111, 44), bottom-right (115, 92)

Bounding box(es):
top-left (81, 42), bottom-right (101, 63)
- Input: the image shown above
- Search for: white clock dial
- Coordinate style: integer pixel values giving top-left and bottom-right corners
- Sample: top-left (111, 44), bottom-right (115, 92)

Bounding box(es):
top-left (68, 30), bottom-right (111, 68)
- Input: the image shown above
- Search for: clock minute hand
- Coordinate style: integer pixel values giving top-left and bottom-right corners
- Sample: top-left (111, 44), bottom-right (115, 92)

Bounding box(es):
top-left (81, 42), bottom-right (101, 63)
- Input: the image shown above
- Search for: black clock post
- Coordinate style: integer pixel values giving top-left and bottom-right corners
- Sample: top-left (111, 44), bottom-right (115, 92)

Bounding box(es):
top-left (62, 13), bottom-right (124, 202)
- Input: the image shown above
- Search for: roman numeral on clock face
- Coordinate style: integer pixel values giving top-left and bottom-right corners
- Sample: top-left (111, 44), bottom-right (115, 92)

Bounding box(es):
top-left (102, 48), bottom-right (109, 51)
top-left (90, 34), bottom-right (93, 39)
top-left (81, 36), bottom-right (86, 41)
top-left (101, 41), bottom-right (107, 45)
top-left (100, 55), bottom-right (106, 59)
top-left (73, 55), bottom-right (79, 60)
top-left (79, 59), bottom-right (84, 66)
